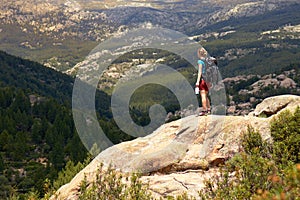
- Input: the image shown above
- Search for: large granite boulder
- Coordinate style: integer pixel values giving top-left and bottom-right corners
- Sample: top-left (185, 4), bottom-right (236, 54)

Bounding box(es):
top-left (251, 94), bottom-right (300, 117)
top-left (51, 95), bottom-right (300, 200)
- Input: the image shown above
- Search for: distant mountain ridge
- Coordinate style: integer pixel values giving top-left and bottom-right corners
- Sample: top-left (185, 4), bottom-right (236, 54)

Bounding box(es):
top-left (2, 0), bottom-right (298, 36)
top-left (0, 0), bottom-right (299, 75)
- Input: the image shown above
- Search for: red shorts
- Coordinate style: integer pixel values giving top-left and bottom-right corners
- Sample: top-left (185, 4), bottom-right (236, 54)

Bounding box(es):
top-left (198, 79), bottom-right (209, 92)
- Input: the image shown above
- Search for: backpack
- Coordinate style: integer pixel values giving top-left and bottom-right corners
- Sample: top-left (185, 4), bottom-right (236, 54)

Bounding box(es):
top-left (201, 56), bottom-right (220, 88)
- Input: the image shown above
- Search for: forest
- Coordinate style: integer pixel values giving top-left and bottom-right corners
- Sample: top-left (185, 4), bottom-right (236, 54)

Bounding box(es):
top-left (0, 51), bottom-right (134, 198)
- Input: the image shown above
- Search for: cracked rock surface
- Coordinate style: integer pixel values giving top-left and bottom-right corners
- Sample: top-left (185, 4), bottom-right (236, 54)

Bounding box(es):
top-left (51, 95), bottom-right (300, 200)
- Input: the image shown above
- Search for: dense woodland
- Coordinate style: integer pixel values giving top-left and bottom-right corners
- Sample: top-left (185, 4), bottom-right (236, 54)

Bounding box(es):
top-left (0, 51), bottom-right (134, 198)
top-left (0, 86), bottom-right (87, 197)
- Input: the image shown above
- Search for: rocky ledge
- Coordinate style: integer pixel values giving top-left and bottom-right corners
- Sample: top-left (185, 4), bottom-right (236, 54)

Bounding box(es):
top-left (51, 94), bottom-right (300, 200)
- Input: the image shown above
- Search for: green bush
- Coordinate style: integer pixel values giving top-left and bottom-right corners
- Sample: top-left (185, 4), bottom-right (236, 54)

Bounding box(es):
top-left (253, 164), bottom-right (300, 200)
top-left (78, 163), bottom-right (153, 200)
top-left (53, 159), bottom-right (89, 190)
top-left (78, 163), bottom-right (200, 200)
top-left (242, 126), bottom-right (270, 157)
top-left (199, 108), bottom-right (300, 199)
top-left (198, 127), bottom-right (276, 199)
top-left (270, 107), bottom-right (300, 168)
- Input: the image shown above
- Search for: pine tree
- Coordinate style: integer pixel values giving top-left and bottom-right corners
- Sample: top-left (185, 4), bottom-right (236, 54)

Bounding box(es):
top-left (53, 160), bottom-right (85, 190)
top-left (0, 154), bottom-right (4, 172)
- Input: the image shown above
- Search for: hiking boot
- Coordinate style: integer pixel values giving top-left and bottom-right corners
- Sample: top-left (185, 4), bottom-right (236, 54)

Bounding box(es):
top-left (198, 111), bottom-right (207, 116)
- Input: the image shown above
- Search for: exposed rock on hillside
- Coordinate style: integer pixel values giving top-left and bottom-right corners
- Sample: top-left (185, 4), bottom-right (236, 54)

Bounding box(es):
top-left (51, 94), bottom-right (300, 200)
top-left (1, 0), bottom-right (299, 71)
top-left (224, 69), bottom-right (300, 116)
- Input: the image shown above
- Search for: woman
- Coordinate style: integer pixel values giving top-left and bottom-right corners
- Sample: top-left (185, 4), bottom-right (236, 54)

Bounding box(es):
top-left (196, 47), bottom-right (211, 116)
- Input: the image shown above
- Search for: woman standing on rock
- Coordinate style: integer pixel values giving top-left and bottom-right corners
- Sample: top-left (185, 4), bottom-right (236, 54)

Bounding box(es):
top-left (195, 47), bottom-right (211, 116)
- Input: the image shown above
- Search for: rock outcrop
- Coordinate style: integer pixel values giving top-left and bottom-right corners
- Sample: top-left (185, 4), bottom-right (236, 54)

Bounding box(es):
top-left (251, 94), bottom-right (300, 117)
top-left (51, 95), bottom-right (300, 200)
top-left (224, 69), bottom-right (300, 116)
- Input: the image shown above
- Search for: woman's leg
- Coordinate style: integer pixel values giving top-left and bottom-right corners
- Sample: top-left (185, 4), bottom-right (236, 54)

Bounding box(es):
top-left (198, 79), bottom-right (210, 115)
top-left (206, 91), bottom-right (211, 111)
top-left (200, 90), bottom-right (208, 111)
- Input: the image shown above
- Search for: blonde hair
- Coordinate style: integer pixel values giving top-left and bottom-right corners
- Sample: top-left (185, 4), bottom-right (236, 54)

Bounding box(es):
top-left (197, 47), bottom-right (207, 59)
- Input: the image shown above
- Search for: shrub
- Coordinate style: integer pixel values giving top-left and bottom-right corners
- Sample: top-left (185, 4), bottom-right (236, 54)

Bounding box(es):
top-left (242, 126), bottom-right (270, 157)
top-left (270, 107), bottom-right (300, 168)
top-left (253, 164), bottom-right (300, 200)
top-left (78, 163), bottom-right (153, 200)
top-left (53, 159), bottom-right (88, 190)
top-left (199, 107), bottom-right (300, 199)
top-left (199, 127), bottom-right (277, 200)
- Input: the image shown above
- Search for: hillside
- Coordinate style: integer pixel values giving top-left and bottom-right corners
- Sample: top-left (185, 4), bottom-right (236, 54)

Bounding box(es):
top-left (0, 51), bottom-right (73, 103)
top-left (199, 3), bottom-right (300, 77)
top-left (0, 51), bottom-right (132, 198)
top-left (0, 50), bottom-right (112, 115)
top-left (0, 0), bottom-right (299, 76)
top-left (224, 65), bottom-right (300, 115)
top-left (0, 48), bottom-right (298, 198)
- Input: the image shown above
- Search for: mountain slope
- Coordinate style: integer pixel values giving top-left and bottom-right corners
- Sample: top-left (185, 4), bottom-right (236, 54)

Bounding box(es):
top-left (0, 51), bottom-right (89, 197)
top-left (198, 3), bottom-right (300, 77)
top-left (0, 50), bottom-right (135, 198)
top-left (0, 50), bottom-right (74, 103)
top-left (1, 0), bottom-right (299, 75)
top-left (0, 50), bottom-right (111, 116)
